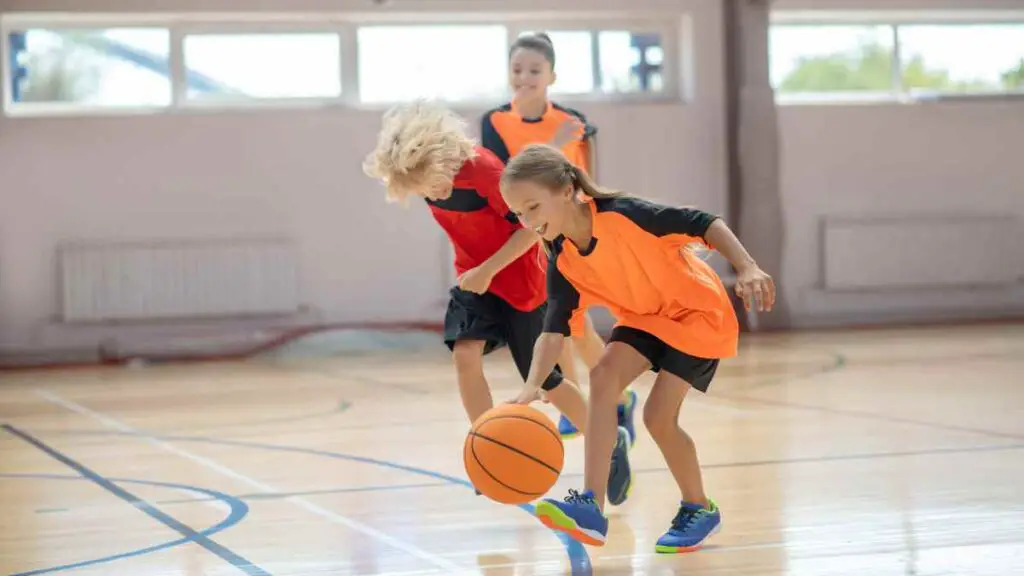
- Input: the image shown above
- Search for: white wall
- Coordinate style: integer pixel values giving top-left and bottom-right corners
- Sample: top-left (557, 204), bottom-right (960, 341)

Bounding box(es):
top-left (772, 0), bottom-right (1024, 326)
top-left (0, 0), bottom-right (728, 353)
top-left (778, 101), bottom-right (1024, 327)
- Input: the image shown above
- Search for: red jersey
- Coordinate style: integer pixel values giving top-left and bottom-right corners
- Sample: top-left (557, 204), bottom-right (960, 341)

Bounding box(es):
top-left (426, 146), bottom-right (546, 312)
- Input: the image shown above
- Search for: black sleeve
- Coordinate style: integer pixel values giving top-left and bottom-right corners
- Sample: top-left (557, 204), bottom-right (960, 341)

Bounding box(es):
top-left (602, 196), bottom-right (719, 238)
top-left (542, 253), bottom-right (581, 335)
top-left (480, 112), bottom-right (512, 164)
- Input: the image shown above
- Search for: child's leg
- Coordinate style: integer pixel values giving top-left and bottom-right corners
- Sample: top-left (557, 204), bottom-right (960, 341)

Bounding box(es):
top-left (581, 342), bottom-right (650, 508)
top-left (451, 339), bottom-right (493, 423)
top-left (532, 340), bottom-right (649, 546)
top-left (568, 313), bottom-right (639, 445)
top-left (555, 339), bottom-right (585, 439)
top-left (644, 373), bottom-right (706, 506)
top-left (643, 349), bottom-right (722, 554)
top-left (443, 288), bottom-right (505, 424)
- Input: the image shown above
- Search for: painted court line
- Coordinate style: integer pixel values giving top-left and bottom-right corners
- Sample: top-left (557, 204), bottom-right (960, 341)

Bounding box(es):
top-left (35, 389), bottom-right (463, 573)
top-left (0, 427), bottom-right (267, 576)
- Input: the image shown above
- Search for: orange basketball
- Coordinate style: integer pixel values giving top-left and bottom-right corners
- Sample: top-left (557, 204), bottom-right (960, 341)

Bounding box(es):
top-left (463, 403), bottom-right (564, 504)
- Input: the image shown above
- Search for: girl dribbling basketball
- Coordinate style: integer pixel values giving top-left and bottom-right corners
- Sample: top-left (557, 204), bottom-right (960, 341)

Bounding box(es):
top-left (501, 143), bottom-right (775, 552)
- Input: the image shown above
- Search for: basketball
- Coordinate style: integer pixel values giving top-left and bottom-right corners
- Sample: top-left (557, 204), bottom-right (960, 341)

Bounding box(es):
top-left (463, 403), bottom-right (565, 504)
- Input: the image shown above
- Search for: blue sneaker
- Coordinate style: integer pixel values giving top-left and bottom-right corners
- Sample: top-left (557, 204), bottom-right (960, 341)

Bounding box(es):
top-left (535, 489), bottom-right (608, 546)
top-left (655, 499), bottom-right (722, 553)
top-left (558, 414), bottom-right (579, 439)
top-left (617, 388), bottom-right (638, 447)
top-left (607, 426), bottom-right (633, 506)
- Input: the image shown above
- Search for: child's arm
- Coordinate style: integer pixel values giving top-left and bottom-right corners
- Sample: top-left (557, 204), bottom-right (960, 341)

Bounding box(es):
top-left (459, 152), bottom-right (541, 294)
top-left (511, 333), bottom-right (566, 404)
top-left (509, 256), bottom-right (584, 404)
top-left (704, 219), bottom-right (775, 312)
top-left (458, 227), bottom-right (539, 293)
top-left (607, 195), bottom-right (775, 312)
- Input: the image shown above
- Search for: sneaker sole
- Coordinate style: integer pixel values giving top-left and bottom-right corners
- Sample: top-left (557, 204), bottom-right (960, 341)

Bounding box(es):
top-left (654, 521), bottom-right (721, 554)
top-left (535, 501), bottom-right (606, 547)
top-left (559, 432), bottom-right (580, 440)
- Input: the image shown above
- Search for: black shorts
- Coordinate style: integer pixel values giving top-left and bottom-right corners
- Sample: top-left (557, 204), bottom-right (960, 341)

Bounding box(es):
top-left (609, 326), bottom-right (719, 392)
top-left (443, 287), bottom-right (564, 391)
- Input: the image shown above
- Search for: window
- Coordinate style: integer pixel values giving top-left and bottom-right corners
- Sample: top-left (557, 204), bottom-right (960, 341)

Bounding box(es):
top-left (2, 14), bottom-right (681, 115)
top-left (357, 25), bottom-right (508, 103)
top-left (182, 33), bottom-right (342, 101)
top-left (898, 24), bottom-right (1024, 94)
top-left (770, 19), bottom-right (1024, 102)
top-left (770, 24), bottom-right (895, 97)
top-left (7, 27), bottom-right (171, 108)
top-left (598, 31), bottom-right (664, 94)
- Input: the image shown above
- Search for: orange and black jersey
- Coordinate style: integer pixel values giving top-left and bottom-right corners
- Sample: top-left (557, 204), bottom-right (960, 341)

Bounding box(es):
top-left (544, 195), bottom-right (740, 360)
top-left (481, 101), bottom-right (596, 173)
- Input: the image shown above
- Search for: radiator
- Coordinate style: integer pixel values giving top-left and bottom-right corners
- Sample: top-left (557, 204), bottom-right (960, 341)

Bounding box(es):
top-left (821, 214), bottom-right (1021, 291)
top-left (58, 238), bottom-right (300, 322)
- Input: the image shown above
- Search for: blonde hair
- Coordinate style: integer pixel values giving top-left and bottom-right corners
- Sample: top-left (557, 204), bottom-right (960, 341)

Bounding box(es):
top-left (362, 100), bottom-right (477, 204)
top-left (500, 143), bottom-right (622, 201)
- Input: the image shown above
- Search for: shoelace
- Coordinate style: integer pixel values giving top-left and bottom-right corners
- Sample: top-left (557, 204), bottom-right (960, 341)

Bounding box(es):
top-left (564, 489), bottom-right (595, 505)
top-left (670, 507), bottom-right (705, 531)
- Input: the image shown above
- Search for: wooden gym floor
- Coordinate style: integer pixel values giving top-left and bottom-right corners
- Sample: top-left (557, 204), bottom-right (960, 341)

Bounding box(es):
top-left (1, 322), bottom-right (1022, 575)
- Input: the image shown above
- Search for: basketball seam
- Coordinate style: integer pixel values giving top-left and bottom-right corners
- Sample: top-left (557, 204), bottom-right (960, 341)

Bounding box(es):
top-left (469, 436), bottom-right (546, 497)
top-left (474, 414), bottom-right (563, 445)
top-left (469, 431), bottom-right (562, 475)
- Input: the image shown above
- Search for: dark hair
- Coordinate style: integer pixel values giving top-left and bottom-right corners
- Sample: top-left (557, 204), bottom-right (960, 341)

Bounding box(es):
top-left (509, 32), bottom-right (555, 69)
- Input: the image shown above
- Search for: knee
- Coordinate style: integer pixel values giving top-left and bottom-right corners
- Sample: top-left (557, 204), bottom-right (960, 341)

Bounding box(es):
top-left (451, 341), bottom-right (484, 370)
top-left (588, 362), bottom-right (623, 404)
top-left (643, 400), bottom-right (679, 439)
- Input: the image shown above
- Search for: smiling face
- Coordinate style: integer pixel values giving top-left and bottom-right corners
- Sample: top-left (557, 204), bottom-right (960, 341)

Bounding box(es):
top-left (502, 178), bottom-right (575, 242)
top-left (509, 47), bottom-right (555, 104)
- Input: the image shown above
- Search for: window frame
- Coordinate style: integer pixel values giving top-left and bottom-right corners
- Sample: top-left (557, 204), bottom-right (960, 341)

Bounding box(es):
top-left (1, 22), bottom-right (175, 115)
top-left (0, 11), bottom-right (685, 117)
top-left (769, 9), bottom-right (1024, 106)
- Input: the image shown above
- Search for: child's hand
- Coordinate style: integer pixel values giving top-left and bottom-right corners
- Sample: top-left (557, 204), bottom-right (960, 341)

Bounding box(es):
top-left (506, 384), bottom-right (543, 405)
top-left (458, 266), bottom-right (495, 294)
top-left (550, 116), bottom-right (585, 149)
top-left (735, 264), bottom-right (776, 312)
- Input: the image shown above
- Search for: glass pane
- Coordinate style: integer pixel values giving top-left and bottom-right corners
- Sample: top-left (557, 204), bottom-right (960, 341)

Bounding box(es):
top-left (8, 28), bottom-right (171, 107)
top-left (597, 31), bottom-right (664, 94)
top-left (183, 33), bottom-right (342, 100)
top-left (519, 31), bottom-right (594, 94)
top-left (358, 25), bottom-right (507, 103)
top-left (898, 24), bottom-right (1024, 93)
top-left (769, 25), bottom-right (895, 94)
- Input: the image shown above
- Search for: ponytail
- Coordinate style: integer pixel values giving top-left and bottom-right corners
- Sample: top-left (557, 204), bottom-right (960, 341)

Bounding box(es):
top-left (566, 164), bottom-right (622, 200)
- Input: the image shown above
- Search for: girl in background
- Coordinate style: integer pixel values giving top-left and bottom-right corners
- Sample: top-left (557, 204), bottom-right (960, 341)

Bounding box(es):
top-left (481, 32), bottom-right (637, 444)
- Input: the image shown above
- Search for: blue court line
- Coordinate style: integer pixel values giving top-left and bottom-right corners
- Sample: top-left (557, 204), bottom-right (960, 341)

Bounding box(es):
top-left (1, 425), bottom-right (269, 576)
top-left (47, 429), bottom-right (594, 575)
top-left (0, 472), bottom-right (249, 576)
